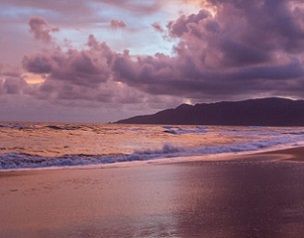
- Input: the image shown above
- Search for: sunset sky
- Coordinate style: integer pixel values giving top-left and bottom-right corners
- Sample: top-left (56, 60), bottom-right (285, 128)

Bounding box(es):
top-left (1, 0), bottom-right (304, 122)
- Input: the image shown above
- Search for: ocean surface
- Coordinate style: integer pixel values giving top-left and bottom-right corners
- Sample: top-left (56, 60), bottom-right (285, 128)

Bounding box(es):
top-left (1, 122), bottom-right (304, 170)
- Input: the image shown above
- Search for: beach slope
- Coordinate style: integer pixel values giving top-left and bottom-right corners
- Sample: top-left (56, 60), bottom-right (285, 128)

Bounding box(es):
top-left (1, 148), bottom-right (304, 237)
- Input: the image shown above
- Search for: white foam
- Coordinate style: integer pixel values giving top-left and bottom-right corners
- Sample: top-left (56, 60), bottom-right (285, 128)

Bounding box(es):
top-left (1, 133), bottom-right (304, 170)
top-left (163, 126), bottom-right (207, 135)
top-left (2, 126), bottom-right (304, 170)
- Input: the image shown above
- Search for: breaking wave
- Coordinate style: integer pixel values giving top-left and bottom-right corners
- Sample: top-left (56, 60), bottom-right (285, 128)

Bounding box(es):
top-left (1, 134), bottom-right (304, 170)
top-left (163, 126), bottom-right (207, 135)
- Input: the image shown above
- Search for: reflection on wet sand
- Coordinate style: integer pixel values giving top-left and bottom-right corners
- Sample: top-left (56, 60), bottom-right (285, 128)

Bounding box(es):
top-left (173, 161), bottom-right (304, 237)
top-left (1, 155), bottom-right (304, 237)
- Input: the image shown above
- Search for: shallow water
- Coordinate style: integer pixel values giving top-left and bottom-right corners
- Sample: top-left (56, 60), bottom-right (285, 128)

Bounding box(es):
top-left (1, 122), bottom-right (304, 169)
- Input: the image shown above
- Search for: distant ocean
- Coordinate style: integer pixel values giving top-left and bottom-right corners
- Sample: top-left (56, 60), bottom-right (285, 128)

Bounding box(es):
top-left (1, 122), bottom-right (304, 170)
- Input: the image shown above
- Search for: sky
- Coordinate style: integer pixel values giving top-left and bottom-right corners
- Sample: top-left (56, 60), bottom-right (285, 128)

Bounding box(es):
top-left (1, 0), bottom-right (304, 123)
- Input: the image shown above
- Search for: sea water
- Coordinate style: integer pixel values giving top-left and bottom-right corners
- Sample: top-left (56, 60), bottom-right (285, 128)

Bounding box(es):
top-left (1, 122), bottom-right (304, 170)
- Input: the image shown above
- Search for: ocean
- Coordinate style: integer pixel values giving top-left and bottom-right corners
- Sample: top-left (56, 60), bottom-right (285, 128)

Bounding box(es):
top-left (1, 122), bottom-right (304, 170)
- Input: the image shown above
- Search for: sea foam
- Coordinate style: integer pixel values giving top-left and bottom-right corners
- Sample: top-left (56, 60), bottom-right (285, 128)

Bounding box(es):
top-left (2, 124), bottom-right (304, 170)
top-left (1, 132), bottom-right (304, 170)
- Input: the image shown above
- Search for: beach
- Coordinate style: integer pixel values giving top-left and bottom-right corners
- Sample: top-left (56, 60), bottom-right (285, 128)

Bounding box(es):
top-left (1, 148), bottom-right (304, 238)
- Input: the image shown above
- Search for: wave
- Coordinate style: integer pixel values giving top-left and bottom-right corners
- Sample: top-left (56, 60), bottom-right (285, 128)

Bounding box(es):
top-left (45, 125), bottom-right (84, 131)
top-left (0, 123), bottom-right (84, 131)
top-left (163, 126), bottom-right (207, 135)
top-left (1, 133), bottom-right (304, 170)
top-left (0, 123), bottom-right (35, 130)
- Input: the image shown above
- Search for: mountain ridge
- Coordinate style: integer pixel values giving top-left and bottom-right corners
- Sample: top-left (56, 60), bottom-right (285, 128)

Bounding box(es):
top-left (116, 97), bottom-right (304, 126)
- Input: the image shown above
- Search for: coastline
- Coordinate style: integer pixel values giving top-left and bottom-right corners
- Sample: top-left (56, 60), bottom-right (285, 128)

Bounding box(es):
top-left (1, 147), bottom-right (304, 237)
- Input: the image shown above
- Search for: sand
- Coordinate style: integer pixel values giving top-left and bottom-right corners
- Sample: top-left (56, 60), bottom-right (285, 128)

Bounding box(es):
top-left (1, 148), bottom-right (304, 237)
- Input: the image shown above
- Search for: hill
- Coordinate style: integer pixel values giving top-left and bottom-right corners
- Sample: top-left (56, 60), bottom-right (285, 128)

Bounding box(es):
top-left (116, 98), bottom-right (304, 126)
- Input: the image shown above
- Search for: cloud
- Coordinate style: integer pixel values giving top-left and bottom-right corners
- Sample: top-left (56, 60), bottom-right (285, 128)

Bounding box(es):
top-left (2, 78), bottom-right (26, 95)
top-left (98, 0), bottom-right (162, 15)
top-left (3, 0), bottom-right (304, 123)
top-left (112, 0), bottom-right (304, 100)
top-left (167, 9), bottom-right (212, 37)
top-left (28, 17), bottom-right (59, 43)
top-left (0, 65), bottom-right (26, 96)
top-left (21, 0), bottom-right (304, 106)
top-left (22, 35), bottom-right (156, 105)
top-left (152, 22), bottom-right (165, 33)
top-left (110, 19), bottom-right (127, 30)
top-left (23, 35), bottom-right (114, 88)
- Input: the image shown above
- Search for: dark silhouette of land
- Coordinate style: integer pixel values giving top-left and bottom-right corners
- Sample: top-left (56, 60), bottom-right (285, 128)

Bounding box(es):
top-left (117, 97), bottom-right (304, 126)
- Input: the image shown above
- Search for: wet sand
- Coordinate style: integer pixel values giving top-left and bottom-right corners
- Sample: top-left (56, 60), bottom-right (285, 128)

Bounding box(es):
top-left (1, 148), bottom-right (304, 237)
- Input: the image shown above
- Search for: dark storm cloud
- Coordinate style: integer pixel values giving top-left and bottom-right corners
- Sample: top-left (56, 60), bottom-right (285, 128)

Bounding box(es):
top-left (112, 0), bottom-right (304, 99)
top-left (22, 0), bottom-right (304, 104)
top-left (37, 80), bottom-right (114, 102)
top-left (113, 50), bottom-right (293, 99)
top-left (22, 54), bottom-right (54, 74)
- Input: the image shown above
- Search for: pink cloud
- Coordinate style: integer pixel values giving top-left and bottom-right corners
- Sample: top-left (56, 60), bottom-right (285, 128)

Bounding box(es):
top-left (113, 1), bottom-right (304, 100)
top-left (20, 1), bottom-right (304, 104)
top-left (23, 35), bottom-right (114, 87)
top-left (152, 22), bottom-right (164, 33)
top-left (28, 17), bottom-right (59, 43)
top-left (110, 19), bottom-right (127, 30)
top-left (99, 0), bottom-right (162, 15)
top-left (0, 65), bottom-right (26, 95)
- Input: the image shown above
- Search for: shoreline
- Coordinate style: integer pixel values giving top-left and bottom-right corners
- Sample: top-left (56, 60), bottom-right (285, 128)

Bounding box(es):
top-left (1, 144), bottom-right (304, 174)
top-left (1, 146), bottom-right (304, 237)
